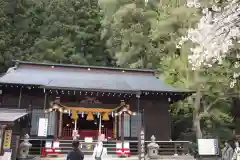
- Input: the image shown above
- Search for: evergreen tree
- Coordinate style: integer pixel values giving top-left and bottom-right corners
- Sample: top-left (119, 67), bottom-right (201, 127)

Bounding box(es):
top-left (29, 0), bottom-right (112, 66)
top-left (0, 0), bottom-right (113, 72)
top-left (100, 0), bottom-right (159, 68)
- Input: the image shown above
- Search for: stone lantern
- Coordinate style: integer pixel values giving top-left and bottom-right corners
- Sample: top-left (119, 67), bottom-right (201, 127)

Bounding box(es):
top-left (18, 134), bottom-right (32, 159)
top-left (147, 135), bottom-right (159, 159)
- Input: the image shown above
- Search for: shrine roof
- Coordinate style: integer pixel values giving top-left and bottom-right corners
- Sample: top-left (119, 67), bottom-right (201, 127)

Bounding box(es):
top-left (0, 61), bottom-right (192, 94)
top-left (0, 108), bottom-right (28, 123)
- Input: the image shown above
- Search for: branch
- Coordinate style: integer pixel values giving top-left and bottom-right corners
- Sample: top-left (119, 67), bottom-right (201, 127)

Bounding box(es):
top-left (198, 97), bottom-right (224, 119)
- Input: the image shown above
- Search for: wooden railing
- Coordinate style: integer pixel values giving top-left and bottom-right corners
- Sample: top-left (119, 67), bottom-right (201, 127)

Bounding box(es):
top-left (22, 138), bottom-right (192, 156)
top-left (62, 128), bottom-right (113, 139)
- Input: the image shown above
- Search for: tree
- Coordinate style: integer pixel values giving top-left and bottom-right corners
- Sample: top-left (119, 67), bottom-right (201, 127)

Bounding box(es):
top-left (151, 0), bottom-right (236, 140)
top-left (0, 0), bottom-right (113, 72)
top-left (151, 0), bottom-right (199, 57)
top-left (99, 0), bottom-right (160, 68)
top-left (28, 0), bottom-right (112, 66)
top-left (179, 0), bottom-right (240, 87)
top-left (160, 53), bottom-right (235, 139)
top-left (0, 0), bottom-right (42, 71)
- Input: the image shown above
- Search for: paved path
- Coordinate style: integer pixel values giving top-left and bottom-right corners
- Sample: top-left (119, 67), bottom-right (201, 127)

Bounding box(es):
top-left (38, 155), bottom-right (198, 160)
top-left (39, 155), bottom-right (138, 160)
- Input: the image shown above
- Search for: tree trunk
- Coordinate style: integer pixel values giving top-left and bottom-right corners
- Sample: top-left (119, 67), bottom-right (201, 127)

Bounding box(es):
top-left (193, 71), bottom-right (203, 139)
top-left (194, 117), bottom-right (202, 138)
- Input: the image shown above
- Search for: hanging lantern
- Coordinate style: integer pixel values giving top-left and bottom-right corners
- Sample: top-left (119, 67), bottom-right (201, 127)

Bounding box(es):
top-left (86, 112), bottom-right (94, 121)
top-left (102, 112), bottom-right (109, 121)
top-left (71, 110), bottom-right (78, 120)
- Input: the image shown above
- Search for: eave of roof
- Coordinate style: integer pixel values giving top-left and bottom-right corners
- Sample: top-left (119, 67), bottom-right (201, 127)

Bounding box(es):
top-left (0, 108), bottom-right (28, 122)
top-left (0, 61), bottom-right (193, 94)
top-left (14, 60), bottom-right (156, 73)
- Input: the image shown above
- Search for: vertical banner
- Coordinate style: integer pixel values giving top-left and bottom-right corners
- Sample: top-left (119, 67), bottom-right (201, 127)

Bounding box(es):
top-left (124, 114), bottom-right (130, 137)
top-left (38, 118), bottom-right (48, 137)
top-left (131, 113), bottom-right (141, 137)
top-left (3, 130), bottom-right (12, 151)
top-left (31, 109), bottom-right (44, 135)
top-left (47, 111), bottom-right (57, 136)
top-left (139, 128), bottom-right (145, 160)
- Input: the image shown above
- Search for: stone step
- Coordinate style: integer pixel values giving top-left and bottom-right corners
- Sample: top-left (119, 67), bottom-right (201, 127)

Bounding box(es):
top-left (59, 140), bottom-right (117, 155)
top-left (158, 155), bottom-right (194, 160)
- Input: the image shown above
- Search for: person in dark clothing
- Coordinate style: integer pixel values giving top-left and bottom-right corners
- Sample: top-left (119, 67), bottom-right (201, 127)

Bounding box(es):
top-left (66, 140), bottom-right (84, 160)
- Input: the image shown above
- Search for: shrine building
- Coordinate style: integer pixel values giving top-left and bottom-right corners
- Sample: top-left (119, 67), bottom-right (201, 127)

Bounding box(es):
top-left (0, 61), bottom-right (192, 141)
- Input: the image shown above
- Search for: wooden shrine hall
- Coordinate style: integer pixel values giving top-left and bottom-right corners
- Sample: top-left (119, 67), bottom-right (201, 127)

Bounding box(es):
top-left (0, 60), bottom-right (192, 141)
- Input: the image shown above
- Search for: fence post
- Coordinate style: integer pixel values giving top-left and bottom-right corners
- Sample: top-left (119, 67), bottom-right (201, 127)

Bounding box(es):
top-left (174, 142), bottom-right (178, 156)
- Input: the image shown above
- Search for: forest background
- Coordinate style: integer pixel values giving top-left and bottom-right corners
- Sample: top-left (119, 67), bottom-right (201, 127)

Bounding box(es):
top-left (1, 0), bottom-right (240, 143)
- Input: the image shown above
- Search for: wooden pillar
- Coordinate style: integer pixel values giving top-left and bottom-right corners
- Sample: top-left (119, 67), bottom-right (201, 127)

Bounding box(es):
top-left (58, 112), bottom-right (63, 138)
top-left (121, 113), bottom-right (124, 149)
top-left (43, 89), bottom-right (47, 111)
top-left (18, 87), bottom-right (22, 108)
top-left (113, 116), bottom-right (117, 139)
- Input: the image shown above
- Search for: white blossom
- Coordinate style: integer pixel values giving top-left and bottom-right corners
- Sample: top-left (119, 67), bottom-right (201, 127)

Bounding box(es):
top-left (178, 0), bottom-right (240, 87)
top-left (180, 0), bottom-right (240, 69)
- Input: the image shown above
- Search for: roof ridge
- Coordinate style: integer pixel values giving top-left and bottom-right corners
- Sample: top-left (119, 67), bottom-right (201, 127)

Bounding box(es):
top-left (14, 60), bottom-right (156, 73)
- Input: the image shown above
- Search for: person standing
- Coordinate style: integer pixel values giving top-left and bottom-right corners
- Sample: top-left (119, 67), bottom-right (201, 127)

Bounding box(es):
top-left (93, 141), bottom-right (107, 160)
top-left (232, 141), bottom-right (240, 160)
top-left (222, 141), bottom-right (233, 160)
top-left (66, 140), bottom-right (84, 160)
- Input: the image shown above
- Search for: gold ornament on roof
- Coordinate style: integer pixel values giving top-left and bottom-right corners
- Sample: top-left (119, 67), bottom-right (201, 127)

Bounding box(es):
top-left (46, 101), bottom-right (123, 121)
top-left (102, 112), bottom-right (109, 121)
top-left (86, 112), bottom-right (94, 121)
top-left (71, 110), bottom-right (78, 120)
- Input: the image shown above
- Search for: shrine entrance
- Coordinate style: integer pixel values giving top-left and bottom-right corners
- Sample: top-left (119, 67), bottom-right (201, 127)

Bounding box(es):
top-left (62, 113), bottom-right (114, 139)
top-left (44, 100), bottom-right (120, 140)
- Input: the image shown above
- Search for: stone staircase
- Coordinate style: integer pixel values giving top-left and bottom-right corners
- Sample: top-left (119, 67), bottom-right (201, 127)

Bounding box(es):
top-left (59, 139), bottom-right (117, 155)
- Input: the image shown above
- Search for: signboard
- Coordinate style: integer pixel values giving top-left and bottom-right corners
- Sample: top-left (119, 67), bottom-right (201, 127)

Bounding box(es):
top-left (84, 137), bottom-right (93, 143)
top-left (3, 130), bottom-right (12, 151)
top-left (38, 118), bottom-right (48, 137)
top-left (116, 141), bottom-right (130, 149)
top-left (53, 141), bottom-right (60, 148)
top-left (45, 141), bottom-right (52, 148)
top-left (139, 128), bottom-right (145, 160)
top-left (0, 151), bottom-right (12, 160)
top-left (198, 139), bottom-right (219, 155)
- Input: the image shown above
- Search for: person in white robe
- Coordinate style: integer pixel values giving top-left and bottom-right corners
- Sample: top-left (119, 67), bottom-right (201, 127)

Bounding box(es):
top-left (92, 141), bottom-right (107, 160)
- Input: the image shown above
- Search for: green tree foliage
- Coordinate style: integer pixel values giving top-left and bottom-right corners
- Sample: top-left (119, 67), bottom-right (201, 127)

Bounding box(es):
top-left (99, 0), bottom-right (236, 141)
top-left (1, 0), bottom-right (237, 142)
top-left (151, 0), bottom-right (199, 57)
top-left (160, 54), bottom-right (235, 140)
top-left (99, 0), bottom-right (160, 68)
top-left (0, 0), bottom-right (112, 72)
top-left (148, 0), bottom-right (236, 141)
